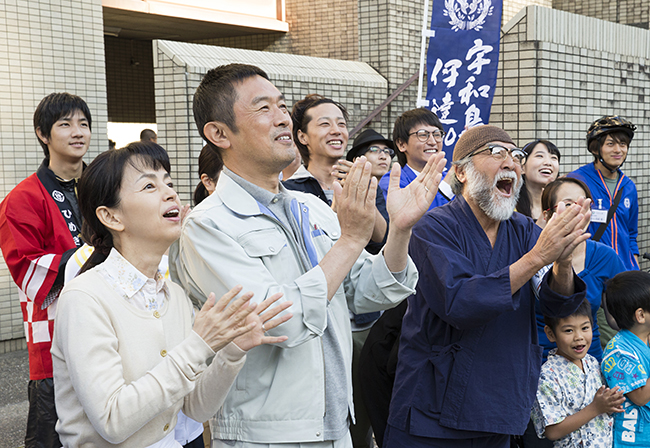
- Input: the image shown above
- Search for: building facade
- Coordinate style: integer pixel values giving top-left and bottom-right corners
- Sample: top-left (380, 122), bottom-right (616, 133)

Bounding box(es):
top-left (0, 0), bottom-right (647, 351)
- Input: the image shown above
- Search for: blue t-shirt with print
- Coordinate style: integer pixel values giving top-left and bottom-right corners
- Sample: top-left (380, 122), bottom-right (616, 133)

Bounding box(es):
top-left (602, 330), bottom-right (650, 446)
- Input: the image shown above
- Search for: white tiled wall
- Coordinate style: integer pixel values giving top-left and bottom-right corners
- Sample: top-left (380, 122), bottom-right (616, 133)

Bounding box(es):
top-left (0, 0), bottom-right (108, 351)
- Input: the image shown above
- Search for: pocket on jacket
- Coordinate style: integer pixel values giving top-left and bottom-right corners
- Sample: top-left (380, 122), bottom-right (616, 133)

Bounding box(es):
top-left (413, 343), bottom-right (462, 414)
top-left (238, 228), bottom-right (287, 258)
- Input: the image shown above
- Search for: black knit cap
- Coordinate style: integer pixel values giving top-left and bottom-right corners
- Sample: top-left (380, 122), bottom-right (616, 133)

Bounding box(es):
top-left (452, 125), bottom-right (515, 162)
top-left (346, 129), bottom-right (395, 162)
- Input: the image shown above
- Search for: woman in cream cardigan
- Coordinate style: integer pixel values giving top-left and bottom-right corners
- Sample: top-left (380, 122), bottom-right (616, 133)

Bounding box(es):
top-left (51, 142), bottom-right (292, 447)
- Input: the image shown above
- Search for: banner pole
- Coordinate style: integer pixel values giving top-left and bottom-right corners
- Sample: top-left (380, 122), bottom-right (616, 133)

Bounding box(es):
top-left (416, 0), bottom-right (433, 108)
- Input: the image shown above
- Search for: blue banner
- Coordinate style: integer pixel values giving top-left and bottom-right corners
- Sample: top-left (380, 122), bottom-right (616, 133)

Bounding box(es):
top-left (425, 0), bottom-right (502, 159)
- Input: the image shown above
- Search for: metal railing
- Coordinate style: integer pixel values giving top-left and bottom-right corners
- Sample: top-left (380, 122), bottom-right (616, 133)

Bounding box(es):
top-left (349, 72), bottom-right (419, 138)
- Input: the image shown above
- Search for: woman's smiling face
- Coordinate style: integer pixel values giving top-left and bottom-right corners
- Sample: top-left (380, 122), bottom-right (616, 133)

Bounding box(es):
top-left (523, 143), bottom-right (559, 188)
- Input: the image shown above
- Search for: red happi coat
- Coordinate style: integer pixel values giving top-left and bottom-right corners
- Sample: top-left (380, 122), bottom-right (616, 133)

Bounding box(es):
top-left (0, 173), bottom-right (77, 379)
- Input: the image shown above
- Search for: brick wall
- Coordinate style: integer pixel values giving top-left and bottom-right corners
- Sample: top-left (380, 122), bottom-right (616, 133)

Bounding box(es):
top-left (490, 5), bottom-right (650, 266)
top-left (0, 0), bottom-right (108, 348)
top-left (194, 0), bottom-right (560, 140)
top-left (553, 0), bottom-right (649, 29)
top-left (357, 0), bottom-right (427, 138)
top-left (196, 0), bottom-right (358, 60)
top-left (503, 0), bottom-right (552, 24)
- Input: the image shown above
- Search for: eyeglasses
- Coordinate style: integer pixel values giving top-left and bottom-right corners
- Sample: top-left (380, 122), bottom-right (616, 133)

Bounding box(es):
top-left (366, 146), bottom-right (394, 157)
top-left (408, 129), bottom-right (445, 142)
top-left (469, 144), bottom-right (527, 166)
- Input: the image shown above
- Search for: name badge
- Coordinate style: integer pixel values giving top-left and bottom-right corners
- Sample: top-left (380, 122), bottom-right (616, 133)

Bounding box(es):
top-left (591, 208), bottom-right (608, 224)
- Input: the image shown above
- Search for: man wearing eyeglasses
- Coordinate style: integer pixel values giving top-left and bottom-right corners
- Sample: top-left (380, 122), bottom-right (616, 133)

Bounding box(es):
top-left (379, 109), bottom-right (454, 210)
top-left (384, 125), bottom-right (589, 448)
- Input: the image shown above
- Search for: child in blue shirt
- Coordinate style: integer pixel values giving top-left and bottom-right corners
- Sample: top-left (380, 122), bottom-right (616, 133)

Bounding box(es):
top-left (532, 299), bottom-right (624, 447)
top-left (602, 270), bottom-right (650, 446)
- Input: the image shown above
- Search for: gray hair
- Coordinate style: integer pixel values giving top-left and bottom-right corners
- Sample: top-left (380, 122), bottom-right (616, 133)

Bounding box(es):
top-left (451, 158), bottom-right (472, 196)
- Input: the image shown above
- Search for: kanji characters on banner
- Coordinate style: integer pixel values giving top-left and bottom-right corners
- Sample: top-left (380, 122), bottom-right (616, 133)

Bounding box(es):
top-left (425, 0), bottom-right (502, 162)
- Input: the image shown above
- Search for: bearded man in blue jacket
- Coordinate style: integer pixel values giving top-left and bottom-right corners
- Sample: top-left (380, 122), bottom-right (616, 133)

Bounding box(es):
top-left (385, 125), bottom-right (589, 448)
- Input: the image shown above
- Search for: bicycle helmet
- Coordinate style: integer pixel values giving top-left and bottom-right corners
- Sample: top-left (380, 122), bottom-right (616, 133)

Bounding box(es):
top-left (586, 115), bottom-right (636, 173)
top-left (586, 115), bottom-right (635, 146)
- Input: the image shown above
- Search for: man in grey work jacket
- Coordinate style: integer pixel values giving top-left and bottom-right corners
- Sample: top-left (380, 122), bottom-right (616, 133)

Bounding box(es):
top-left (171, 63), bottom-right (447, 448)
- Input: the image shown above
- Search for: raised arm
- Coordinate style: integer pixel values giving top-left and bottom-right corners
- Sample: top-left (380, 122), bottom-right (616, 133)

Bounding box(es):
top-left (319, 158), bottom-right (378, 298)
top-left (383, 152), bottom-right (446, 272)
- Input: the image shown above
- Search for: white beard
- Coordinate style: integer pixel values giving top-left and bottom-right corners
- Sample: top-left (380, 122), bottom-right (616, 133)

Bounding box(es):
top-left (465, 162), bottom-right (521, 222)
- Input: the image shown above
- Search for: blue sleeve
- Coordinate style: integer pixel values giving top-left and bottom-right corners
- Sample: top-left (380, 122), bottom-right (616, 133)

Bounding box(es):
top-left (378, 172), bottom-right (390, 201)
top-left (602, 345), bottom-right (648, 393)
top-left (595, 243), bottom-right (627, 281)
top-left (628, 182), bottom-right (639, 256)
top-left (375, 184), bottom-right (389, 223)
top-left (409, 217), bottom-right (518, 330)
top-left (537, 269), bottom-right (587, 318)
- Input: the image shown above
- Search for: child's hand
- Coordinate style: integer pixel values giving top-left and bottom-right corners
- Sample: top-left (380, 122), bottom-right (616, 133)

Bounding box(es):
top-left (592, 385), bottom-right (625, 415)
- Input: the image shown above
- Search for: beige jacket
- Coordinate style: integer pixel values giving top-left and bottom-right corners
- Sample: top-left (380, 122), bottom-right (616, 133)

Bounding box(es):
top-left (51, 269), bottom-right (246, 447)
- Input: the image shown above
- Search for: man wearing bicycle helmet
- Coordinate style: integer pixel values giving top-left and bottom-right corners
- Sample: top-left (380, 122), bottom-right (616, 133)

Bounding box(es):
top-left (567, 116), bottom-right (639, 270)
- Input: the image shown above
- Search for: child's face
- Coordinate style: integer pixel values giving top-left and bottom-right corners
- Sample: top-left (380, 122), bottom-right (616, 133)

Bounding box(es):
top-left (545, 314), bottom-right (593, 368)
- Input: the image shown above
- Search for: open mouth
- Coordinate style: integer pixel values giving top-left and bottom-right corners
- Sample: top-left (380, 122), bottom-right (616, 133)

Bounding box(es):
top-left (496, 178), bottom-right (513, 196)
top-left (539, 168), bottom-right (553, 175)
top-left (275, 133), bottom-right (292, 142)
top-left (163, 208), bottom-right (179, 218)
top-left (572, 344), bottom-right (586, 353)
top-left (328, 140), bottom-right (344, 147)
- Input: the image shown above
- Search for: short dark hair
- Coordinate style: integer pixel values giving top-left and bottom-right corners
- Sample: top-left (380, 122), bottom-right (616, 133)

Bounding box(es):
top-left (541, 177), bottom-right (592, 221)
top-left (140, 129), bottom-right (157, 142)
top-left (78, 141), bottom-right (171, 273)
top-left (291, 94), bottom-right (348, 167)
top-left (544, 298), bottom-right (593, 333)
top-left (605, 271), bottom-right (650, 330)
top-left (33, 92), bottom-right (92, 158)
top-left (588, 130), bottom-right (631, 161)
top-left (522, 139), bottom-right (561, 161)
top-left (194, 145), bottom-right (223, 205)
top-left (193, 64), bottom-right (269, 156)
top-left (392, 108), bottom-right (443, 167)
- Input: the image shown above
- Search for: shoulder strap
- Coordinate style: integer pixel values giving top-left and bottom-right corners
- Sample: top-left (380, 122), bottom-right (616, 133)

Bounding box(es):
top-left (593, 187), bottom-right (624, 242)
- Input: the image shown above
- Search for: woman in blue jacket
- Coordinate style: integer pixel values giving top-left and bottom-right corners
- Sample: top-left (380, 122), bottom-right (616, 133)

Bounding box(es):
top-left (535, 177), bottom-right (626, 362)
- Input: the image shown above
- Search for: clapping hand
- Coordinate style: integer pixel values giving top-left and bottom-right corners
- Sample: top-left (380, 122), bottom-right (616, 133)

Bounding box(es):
top-left (532, 198), bottom-right (591, 267)
top-left (592, 385), bottom-right (624, 415)
top-left (234, 292), bottom-right (293, 351)
top-left (385, 151), bottom-right (446, 232)
top-left (193, 286), bottom-right (292, 353)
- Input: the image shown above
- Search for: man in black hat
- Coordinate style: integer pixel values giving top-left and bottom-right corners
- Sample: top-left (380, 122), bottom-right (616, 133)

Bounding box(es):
top-left (346, 129), bottom-right (395, 181)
